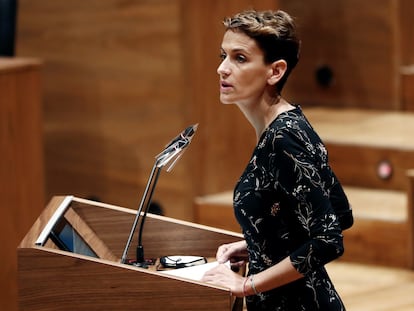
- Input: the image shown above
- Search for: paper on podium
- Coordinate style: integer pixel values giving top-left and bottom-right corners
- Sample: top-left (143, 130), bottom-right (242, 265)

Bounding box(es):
top-left (160, 261), bottom-right (230, 281)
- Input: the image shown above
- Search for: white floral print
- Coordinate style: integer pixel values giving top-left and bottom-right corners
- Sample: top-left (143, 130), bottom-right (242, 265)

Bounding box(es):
top-left (234, 106), bottom-right (349, 310)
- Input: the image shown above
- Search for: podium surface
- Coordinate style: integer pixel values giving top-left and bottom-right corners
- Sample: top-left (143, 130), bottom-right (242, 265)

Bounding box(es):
top-left (18, 196), bottom-right (243, 311)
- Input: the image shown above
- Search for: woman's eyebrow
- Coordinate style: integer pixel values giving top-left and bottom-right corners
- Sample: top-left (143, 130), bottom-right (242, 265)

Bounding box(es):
top-left (221, 46), bottom-right (251, 55)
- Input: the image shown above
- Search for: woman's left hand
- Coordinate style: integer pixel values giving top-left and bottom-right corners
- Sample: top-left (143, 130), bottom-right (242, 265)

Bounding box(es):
top-left (201, 263), bottom-right (246, 297)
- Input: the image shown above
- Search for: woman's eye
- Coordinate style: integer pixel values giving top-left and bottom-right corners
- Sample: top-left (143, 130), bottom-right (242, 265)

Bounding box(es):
top-left (236, 54), bottom-right (246, 63)
top-left (219, 52), bottom-right (226, 61)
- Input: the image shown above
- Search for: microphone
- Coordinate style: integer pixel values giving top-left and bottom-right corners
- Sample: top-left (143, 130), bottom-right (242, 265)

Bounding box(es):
top-left (164, 124), bottom-right (198, 149)
top-left (156, 124), bottom-right (198, 170)
top-left (120, 123), bottom-right (198, 266)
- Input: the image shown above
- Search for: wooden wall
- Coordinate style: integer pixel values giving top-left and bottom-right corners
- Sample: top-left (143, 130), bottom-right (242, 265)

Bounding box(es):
top-left (10, 0), bottom-right (414, 309)
top-left (279, 0), bottom-right (414, 110)
top-left (16, 0), bottom-right (274, 223)
top-left (182, 0), bottom-right (276, 197)
top-left (15, 0), bottom-right (414, 221)
top-left (16, 1), bottom-right (191, 220)
top-left (400, 0), bottom-right (414, 110)
top-left (0, 58), bottom-right (45, 311)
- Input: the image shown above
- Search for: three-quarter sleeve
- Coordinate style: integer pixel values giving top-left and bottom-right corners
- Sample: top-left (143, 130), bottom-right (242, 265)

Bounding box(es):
top-left (272, 132), bottom-right (345, 275)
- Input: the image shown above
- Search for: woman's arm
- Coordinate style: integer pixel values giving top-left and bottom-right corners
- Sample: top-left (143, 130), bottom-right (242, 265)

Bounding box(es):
top-left (204, 240), bottom-right (303, 297)
top-left (201, 256), bottom-right (303, 297)
top-left (245, 256), bottom-right (302, 295)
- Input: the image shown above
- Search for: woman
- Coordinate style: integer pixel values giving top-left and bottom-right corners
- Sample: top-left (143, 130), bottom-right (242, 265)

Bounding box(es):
top-left (202, 10), bottom-right (353, 310)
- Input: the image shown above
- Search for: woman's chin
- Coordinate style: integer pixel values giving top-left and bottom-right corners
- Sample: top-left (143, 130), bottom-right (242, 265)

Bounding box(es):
top-left (219, 95), bottom-right (235, 105)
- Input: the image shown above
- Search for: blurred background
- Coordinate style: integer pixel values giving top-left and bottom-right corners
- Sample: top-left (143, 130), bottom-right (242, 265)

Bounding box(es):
top-left (2, 0), bottom-right (414, 310)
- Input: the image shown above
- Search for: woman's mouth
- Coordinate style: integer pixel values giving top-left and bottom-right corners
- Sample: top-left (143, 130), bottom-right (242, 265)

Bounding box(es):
top-left (220, 80), bottom-right (233, 92)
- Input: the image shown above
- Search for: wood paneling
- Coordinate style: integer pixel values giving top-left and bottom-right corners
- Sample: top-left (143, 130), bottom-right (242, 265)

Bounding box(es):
top-left (0, 57), bottom-right (44, 311)
top-left (16, 0), bottom-right (278, 222)
top-left (17, 0), bottom-right (194, 220)
top-left (401, 71), bottom-right (414, 111)
top-left (18, 196), bottom-right (243, 311)
top-left (279, 0), bottom-right (403, 110)
top-left (17, 0), bottom-right (412, 217)
top-left (194, 192), bottom-right (241, 233)
top-left (305, 107), bottom-right (414, 191)
top-left (15, 0), bottom-right (414, 217)
top-left (12, 0), bottom-right (414, 309)
top-left (182, 0), bottom-right (277, 196)
top-left (407, 170), bottom-right (414, 269)
top-left (399, 0), bottom-right (414, 65)
top-left (326, 144), bottom-right (414, 191)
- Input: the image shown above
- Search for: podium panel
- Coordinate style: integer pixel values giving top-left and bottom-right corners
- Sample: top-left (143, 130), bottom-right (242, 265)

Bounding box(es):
top-left (18, 196), bottom-right (244, 311)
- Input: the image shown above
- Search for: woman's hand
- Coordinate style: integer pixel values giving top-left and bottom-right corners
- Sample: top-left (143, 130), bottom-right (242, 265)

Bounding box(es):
top-left (201, 240), bottom-right (249, 297)
top-left (201, 263), bottom-right (246, 297)
top-left (216, 240), bottom-right (248, 269)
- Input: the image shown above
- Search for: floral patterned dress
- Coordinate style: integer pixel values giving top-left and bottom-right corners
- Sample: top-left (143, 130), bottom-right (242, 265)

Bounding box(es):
top-left (234, 106), bottom-right (350, 310)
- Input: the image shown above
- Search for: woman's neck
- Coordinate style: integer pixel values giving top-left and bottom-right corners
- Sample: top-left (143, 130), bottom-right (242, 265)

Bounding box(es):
top-left (237, 95), bottom-right (295, 141)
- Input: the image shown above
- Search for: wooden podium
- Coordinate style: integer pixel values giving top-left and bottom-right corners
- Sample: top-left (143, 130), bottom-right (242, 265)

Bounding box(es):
top-left (18, 196), bottom-right (244, 311)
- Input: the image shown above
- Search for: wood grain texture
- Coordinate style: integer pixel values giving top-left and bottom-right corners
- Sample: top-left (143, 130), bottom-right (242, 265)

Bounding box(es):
top-left (407, 170), bottom-right (414, 268)
top-left (0, 57), bottom-right (45, 311)
top-left (70, 198), bottom-right (243, 260)
top-left (305, 107), bottom-right (414, 191)
top-left (15, 0), bottom-right (414, 222)
top-left (181, 0), bottom-right (276, 196)
top-left (18, 196), bottom-right (244, 311)
top-left (12, 0), bottom-right (414, 309)
top-left (279, 0), bottom-right (402, 109)
top-left (16, 0), bottom-right (194, 220)
top-left (16, 0), bottom-right (277, 223)
top-left (401, 72), bottom-right (414, 111)
top-left (399, 0), bottom-right (414, 65)
top-left (18, 248), bottom-right (233, 311)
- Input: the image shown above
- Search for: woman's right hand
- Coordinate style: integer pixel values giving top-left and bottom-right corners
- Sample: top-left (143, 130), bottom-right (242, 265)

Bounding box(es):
top-left (216, 240), bottom-right (248, 268)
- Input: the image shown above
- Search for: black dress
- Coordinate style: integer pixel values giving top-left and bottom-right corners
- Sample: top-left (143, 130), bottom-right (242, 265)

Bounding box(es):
top-left (234, 106), bottom-right (351, 310)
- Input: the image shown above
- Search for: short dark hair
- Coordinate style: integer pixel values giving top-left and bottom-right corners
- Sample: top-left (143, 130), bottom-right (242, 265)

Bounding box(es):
top-left (223, 10), bottom-right (300, 92)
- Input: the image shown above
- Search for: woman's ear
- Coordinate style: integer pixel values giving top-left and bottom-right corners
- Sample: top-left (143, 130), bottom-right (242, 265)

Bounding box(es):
top-left (267, 60), bottom-right (287, 86)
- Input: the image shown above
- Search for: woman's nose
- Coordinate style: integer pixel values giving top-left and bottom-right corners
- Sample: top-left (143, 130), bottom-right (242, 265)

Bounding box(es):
top-left (217, 59), bottom-right (230, 76)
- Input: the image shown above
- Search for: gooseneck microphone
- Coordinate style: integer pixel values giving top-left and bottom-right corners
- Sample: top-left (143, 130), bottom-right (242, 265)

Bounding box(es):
top-left (156, 124), bottom-right (198, 170)
top-left (164, 124), bottom-right (197, 149)
top-left (120, 124), bottom-right (198, 266)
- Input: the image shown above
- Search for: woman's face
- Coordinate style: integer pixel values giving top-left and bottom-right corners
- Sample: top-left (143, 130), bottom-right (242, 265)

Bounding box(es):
top-left (217, 30), bottom-right (273, 106)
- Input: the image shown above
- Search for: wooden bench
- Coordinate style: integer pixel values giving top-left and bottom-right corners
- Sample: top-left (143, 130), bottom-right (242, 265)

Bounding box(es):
top-left (305, 107), bottom-right (414, 191)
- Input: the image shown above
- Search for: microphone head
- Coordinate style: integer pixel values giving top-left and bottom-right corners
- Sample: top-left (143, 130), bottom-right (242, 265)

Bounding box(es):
top-left (185, 123), bottom-right (199, 140)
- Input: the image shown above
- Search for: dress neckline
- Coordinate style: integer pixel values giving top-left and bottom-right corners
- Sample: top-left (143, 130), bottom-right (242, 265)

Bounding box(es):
top-left (257, 104), bottom-right (301, 143)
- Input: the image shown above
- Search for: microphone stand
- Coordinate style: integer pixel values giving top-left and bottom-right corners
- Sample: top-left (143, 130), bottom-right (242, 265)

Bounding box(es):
top-left (120, 125), bottom-right (197, 266)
